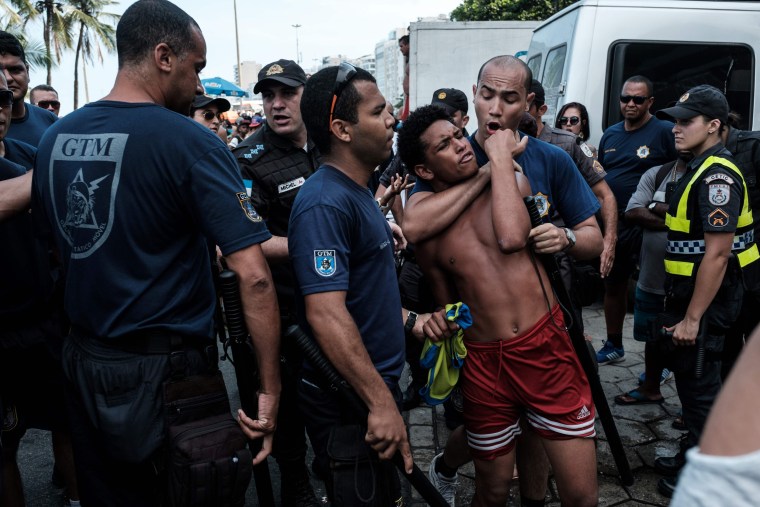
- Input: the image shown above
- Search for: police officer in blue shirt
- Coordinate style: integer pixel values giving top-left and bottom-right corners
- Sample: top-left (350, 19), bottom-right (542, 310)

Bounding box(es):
top-left (653, 85), bottom-right (759, 497)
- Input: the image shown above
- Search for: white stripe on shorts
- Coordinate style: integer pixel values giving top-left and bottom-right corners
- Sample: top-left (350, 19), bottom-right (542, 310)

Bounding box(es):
top-left (466, 421), bottom-right (522, 452)
top-left (526, 410), bottom-right (596, 437)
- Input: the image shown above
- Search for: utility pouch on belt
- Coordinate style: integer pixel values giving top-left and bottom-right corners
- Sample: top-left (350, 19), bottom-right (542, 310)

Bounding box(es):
top-left (163, 368), bottom-right (252, 507)
top-left (327, 424), bottom-right (401, 507)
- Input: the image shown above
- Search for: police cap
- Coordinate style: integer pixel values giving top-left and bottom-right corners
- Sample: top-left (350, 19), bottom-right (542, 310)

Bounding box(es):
top-left (656, 84), bottom-right (729, 124)
top-left (254, 59), bottom-right (307, 94)
top-left (431, 88), bottom-right (469, 116)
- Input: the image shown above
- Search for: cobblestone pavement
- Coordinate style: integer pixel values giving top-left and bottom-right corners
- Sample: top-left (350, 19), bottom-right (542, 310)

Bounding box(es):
top-left (18, 303), bottom-right (679, 506)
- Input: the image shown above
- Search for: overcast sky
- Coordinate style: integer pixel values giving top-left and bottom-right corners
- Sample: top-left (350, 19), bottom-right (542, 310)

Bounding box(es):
top-left (24, 0), bottom-right (462, 115)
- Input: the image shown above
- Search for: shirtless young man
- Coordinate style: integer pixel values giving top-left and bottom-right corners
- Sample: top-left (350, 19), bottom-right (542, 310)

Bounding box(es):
top-left (397, 105), bottom-right (598, 507)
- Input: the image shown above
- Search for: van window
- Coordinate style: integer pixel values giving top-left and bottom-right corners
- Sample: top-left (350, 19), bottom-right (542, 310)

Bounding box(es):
top-left (604, 42), bottom-right (754, 130)
top-left (542, 45), bottom-right (566, 91)
top-left (528, 55), bottom-right (542, 82)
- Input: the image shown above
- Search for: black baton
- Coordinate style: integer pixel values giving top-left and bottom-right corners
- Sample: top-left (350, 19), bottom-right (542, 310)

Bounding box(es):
top-left (284, 324), bottom-right (451, 507)
top-left (524, 196), bottom-right (634, 486)
top-left (218, 269), bottom-right (275, 506)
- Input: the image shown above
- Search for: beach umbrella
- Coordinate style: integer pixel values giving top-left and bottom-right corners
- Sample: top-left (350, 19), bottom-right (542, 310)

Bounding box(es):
top-left (201, 77), bottom-right (247, 97)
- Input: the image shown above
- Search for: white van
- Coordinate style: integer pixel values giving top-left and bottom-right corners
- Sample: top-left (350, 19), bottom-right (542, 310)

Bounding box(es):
top-left (526, 0), bottom-right (760, 145)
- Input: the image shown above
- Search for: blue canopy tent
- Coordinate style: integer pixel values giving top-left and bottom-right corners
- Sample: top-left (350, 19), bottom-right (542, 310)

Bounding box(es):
top-left (201, 77), bottom-right (247, 97)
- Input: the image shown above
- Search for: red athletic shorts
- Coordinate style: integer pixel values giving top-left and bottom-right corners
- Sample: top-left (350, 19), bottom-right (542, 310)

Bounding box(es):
top-left (461, 305), bottom-right (595, 460)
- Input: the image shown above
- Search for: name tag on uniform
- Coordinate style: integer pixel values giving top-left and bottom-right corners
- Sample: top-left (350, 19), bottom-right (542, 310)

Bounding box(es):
top-left (278, 177), bottom-right (305, 194)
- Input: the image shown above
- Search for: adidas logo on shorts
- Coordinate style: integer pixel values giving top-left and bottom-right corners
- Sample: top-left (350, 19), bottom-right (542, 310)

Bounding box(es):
top-left (577, 405), bottom-right (591, 420)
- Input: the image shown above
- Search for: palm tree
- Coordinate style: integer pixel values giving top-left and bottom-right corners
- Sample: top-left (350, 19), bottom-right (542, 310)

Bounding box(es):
top-left (33, 0), bottom-right (73, 84)
top-left (1, 0), bottom-right (36, 28)
top-left (2, 2), bottom-right (55, 74)
top-left (68, 0), bottom-right (118, 109)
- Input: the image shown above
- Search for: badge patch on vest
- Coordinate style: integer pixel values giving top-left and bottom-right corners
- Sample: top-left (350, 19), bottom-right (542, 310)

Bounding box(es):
top-left (708, 184), bottom-right (730, 206)
top-left (314, 250), bottom-right (336, 277)
top-left (236, 192), bottom-right (262, 222)
top-left (593, 160), bottom-right (604, 174)
top-left (708, 208), bottom-right (729, 227)
top-left (580, 142), bottom-right (594, 158)
top-left (534, 192), bottom-right (551, 217)
top-left (636, 145), bottom-right (650, 159)
top-left (704, 173), bottom-right (734, 185)
top-left (278, 177), bottom-right (305, 194)
top-left (50, 133), bottom-right (128, 259)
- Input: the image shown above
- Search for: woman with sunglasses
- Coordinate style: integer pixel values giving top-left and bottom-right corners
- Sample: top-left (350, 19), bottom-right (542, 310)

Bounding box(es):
top-left (190, 95), bottom-right (230, 144)
top-left (652, 85), bottom-right (760, 498)
top-left (556, 101), bottom-right (595, 155)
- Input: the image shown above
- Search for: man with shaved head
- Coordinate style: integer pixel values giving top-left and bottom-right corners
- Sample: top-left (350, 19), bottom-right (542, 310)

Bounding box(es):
top-left (401, 54), bottom-right (602, 507)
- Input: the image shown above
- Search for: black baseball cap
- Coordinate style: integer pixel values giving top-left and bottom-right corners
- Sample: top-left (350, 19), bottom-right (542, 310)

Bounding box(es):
top-left (530, 79), bottom-right (545, 106)
top-left (656, 84), bottom-right (729, 123)
top-left (192, 95), bottom-right (230, 113)
top-left (254, 59), bottom-right (307, 94)
top-left (431, 88), bottom-right (468, 116)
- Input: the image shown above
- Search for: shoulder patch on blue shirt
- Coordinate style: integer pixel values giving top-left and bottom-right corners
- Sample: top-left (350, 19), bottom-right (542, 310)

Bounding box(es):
top-left (237, 191), bottom-right (262, 222)
top-left (314, 250), bottom-right (336, 276)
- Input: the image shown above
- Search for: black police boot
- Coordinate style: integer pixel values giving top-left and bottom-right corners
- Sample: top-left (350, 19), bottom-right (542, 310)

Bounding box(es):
top-left (279, 461), bottom-right (320, 507)
top-left (657, 475), bottom-right (678, 498)
top-left (655, 436), bottom-right (689, 476)
top-left (654, 451), bottom-right (686, 476)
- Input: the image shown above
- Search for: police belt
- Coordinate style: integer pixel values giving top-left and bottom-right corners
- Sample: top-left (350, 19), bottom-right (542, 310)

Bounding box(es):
top-left (70, 325), bottom-right (211, 355)
top-left (666, 230), bottom-right (755, 255)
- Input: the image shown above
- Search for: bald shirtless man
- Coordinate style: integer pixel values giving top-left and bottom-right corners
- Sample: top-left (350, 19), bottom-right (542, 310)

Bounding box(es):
top-left (398, 105), bottom-right (598, 507)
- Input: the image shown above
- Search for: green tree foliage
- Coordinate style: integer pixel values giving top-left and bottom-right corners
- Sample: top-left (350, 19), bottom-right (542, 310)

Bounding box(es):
top-left (451, 0), bottom-right (578, 21)
top-left (34, 0), bottom-right (74, 85)
top-left (1, 0), bottom-right (118, 96)
top-left (69, 0), bottom-right (119, 109)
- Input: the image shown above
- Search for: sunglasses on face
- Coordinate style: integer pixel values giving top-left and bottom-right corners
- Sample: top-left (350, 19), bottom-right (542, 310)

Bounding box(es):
top-left (0, 90), bottom-right (13, 107)
top-left (620, 95), bottom-right (650, 105)
top-left (38, 100), bottom-right (60, 109)
top-left (328, 62), bottom-right (358, 129)
top-left (559, 116), bottom-right (580, 126)
top-left (200, 110), bottom-right (219, 122)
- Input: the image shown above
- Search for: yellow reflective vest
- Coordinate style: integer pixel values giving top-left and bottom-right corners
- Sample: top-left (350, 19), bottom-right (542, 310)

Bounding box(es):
top-left (664, 154), bottom-right (759, 281)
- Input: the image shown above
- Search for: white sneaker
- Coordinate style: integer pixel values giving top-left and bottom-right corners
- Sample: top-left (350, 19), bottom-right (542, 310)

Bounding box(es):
top-left (429, 452), bottom-right (458, 507)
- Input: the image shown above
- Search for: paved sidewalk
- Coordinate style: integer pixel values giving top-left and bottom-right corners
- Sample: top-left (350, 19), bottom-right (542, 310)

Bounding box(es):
top-left (404, 303), bottom-right (680, 506)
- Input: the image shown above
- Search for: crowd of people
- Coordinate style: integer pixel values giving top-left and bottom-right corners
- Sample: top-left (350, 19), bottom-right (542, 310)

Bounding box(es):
top-left (1, 0), bottom-right (760, 506)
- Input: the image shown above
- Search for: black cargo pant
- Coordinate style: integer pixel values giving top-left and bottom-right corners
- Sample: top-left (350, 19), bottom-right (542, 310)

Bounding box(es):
top-left (62, 331), bottom-right (211, 506)
top-left (298, 372), bottom-right (402, 506)
top-left (666, 262), bottom-right (743, 449)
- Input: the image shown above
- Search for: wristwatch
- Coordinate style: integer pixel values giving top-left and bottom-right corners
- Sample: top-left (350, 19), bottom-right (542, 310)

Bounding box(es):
top-left (404, 311), bottom-right (418, 334)
top-left (562, 227), bottom-right (576, 251)
top-left (648, 202), bottom-right (658, 211)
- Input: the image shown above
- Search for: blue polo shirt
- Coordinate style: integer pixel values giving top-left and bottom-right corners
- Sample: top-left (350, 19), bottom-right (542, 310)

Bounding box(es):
top-left (31, 101), bottom-right (271, 340)
top-left (598, 117), bottom-right (676, 211)
top-left (0, 139), bottom-right (53, 319)
top-left (8, 102), bottom-right (57, 147)
top-left (289, 165), bottom-right (405, 385)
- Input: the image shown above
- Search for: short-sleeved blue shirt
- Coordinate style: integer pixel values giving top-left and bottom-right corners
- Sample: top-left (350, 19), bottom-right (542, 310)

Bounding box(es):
top-left (598, 117), bottom-right (677, 211)
top-left (289, 165), bottom-right (405, 384)
top-left (31, 101), bottom-right (271, 340)
top-left (412, 131), bottom-right (600, 227)
top-left (0, 139), bottom-right (53, 318)
top-left (7, 103), bottom-right (57, 147)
